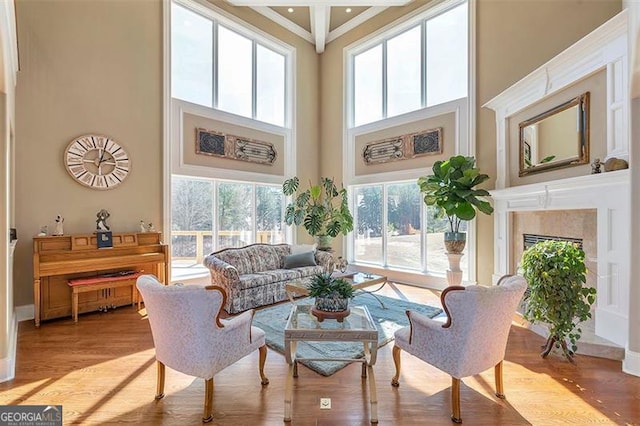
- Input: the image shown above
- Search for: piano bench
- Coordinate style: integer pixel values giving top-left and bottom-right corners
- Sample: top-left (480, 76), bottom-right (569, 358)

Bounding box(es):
top-left (68, 272), bottom-right (142, 323)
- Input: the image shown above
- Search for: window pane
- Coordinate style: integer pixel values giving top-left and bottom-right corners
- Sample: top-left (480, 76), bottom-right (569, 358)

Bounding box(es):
top-left (387, 183), bottom-right (421, 269)
top-left (217, 182), bottom-right (253, 249)
top-left (426, 2), bottom-right (468, 106)
top-left (256, 185), bottom-right (285, 244)
top-left (171, 3), bottom-right (213, 107)
top-left (354, 45), bottom-right (383, 126)
top-left (354, 186), bottom-right (383, 265)
top-left (257, 45), bottom-right (285, 126)
top-left (218, 26), bottom-right (252, 117)
top-left (171, 177), bottom-right (213, 273)
top-left (387, 26), bottom-right (422, 117)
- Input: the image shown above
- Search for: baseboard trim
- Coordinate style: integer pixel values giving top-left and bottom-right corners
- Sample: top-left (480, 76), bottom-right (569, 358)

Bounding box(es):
top-left (0, 312), bottom-right (17, 383)
top-left (16, 304), bottom-right (34, 322)
top-left (622, 347), bottom-right (640, 377)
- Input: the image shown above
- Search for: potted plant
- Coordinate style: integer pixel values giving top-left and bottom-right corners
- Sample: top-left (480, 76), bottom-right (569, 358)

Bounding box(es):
top-left (417, 155), bottom-right (494, 253)
top-left (282, 176), bottom-right (354, 250)
top-left (520, 240), bottom-right (596, 363)
top-left (307, 272), bottom-right (355, 322)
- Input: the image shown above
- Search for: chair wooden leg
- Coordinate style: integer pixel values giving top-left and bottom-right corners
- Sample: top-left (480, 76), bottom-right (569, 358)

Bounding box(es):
top-left (451, 377), bottom-right (462, 423)
top-left (258, 345), bottom-right (269, 385)
top-left (391, 345), bottom-right (401, 387)
top-left (203, 378), bottom-right (213, 423)
top-left (155, 361), bottom-right (165, 400)
top-left (495, 360), bottom-right (505, 398)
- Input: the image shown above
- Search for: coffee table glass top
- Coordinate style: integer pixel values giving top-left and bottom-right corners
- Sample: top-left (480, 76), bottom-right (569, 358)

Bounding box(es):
top-left (285, 304), bottom-right (377, 334)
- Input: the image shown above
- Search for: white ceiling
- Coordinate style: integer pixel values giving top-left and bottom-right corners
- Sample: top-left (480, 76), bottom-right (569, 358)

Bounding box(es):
top-left (225, 0), bottom-right (415, 53)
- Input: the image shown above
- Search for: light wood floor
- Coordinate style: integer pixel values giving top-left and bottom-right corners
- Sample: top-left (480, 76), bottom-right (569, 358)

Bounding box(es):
top-left (1, 282), bottom-right (639, 425)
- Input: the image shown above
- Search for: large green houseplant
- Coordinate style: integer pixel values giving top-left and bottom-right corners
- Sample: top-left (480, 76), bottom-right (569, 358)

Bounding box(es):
top-left (282, 176), bottom-right (354, 250)
top-left (417, 155), bottom-right (494, 253)
top-left (520, 240), bottom-right (596, 363)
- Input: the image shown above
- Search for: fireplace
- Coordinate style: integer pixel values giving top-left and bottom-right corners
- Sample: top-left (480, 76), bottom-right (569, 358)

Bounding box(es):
top-left (485, 10), bottom-right (635, 372)
top-left (492, 172), bottom-right (628, 347)
top-left (523, 234), bottom-right (583, 250)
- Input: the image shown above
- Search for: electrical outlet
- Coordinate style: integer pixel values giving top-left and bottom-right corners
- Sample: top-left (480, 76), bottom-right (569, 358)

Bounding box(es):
top-left (320, 398), bottom-right (331, 409)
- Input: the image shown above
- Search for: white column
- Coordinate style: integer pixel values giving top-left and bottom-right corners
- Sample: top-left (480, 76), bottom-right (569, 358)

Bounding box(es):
top-left (624, 0), bottom-right (640, 377)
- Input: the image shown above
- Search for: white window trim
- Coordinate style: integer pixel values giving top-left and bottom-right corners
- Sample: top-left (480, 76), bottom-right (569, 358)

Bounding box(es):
top-left (164, 0), bottom-right (298, 251)
top-left (342, 0), bottom-right (477, 287)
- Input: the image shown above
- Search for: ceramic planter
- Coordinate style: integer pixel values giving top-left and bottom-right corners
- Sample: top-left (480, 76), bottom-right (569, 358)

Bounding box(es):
top-left (444, 231), bottom-right (466, 254)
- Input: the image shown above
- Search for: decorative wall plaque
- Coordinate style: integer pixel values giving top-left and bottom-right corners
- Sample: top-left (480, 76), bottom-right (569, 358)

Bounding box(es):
top-left (363, 127), bottom-right (442, 165)
top-left (196, 128), bottom-right (277, 165)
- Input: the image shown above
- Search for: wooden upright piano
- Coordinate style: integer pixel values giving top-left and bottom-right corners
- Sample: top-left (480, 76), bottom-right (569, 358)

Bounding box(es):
top-left (33, 232), bottom-right (169, 326)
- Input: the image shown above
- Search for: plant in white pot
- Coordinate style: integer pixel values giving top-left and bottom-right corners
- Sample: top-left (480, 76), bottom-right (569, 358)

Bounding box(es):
top-left (418, 156), bottom-right (493, 284)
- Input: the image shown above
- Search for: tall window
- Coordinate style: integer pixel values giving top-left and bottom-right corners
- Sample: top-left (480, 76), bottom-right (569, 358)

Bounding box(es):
top-left (353, 181), bottom-right (468, 277)
top-left (171, 176), bottom-right (285, 263)
top-left (171, 1), bottom-right (287, 126)
top-left (351, 1), bottom-right (468, 127)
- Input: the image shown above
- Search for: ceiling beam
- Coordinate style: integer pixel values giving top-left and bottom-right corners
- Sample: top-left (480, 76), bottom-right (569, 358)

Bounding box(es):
top-left (227, 1), bottom-right (412, 6)
top-left (310, 5), bottom-right (330, 53)
top-left (250, 6), bottom-right (314, 44)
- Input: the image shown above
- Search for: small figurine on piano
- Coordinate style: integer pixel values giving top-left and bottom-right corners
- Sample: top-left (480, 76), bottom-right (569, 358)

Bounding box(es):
top-left (96, 209), bottom-right (111, 231)
top-left (53, 215), bottom-right (64, 236)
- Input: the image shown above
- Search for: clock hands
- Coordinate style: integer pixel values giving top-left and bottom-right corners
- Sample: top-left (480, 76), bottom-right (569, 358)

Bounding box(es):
top-left (97, 149), bottom-right (105, 176)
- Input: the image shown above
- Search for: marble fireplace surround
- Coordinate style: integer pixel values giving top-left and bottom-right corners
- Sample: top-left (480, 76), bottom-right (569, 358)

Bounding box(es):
top-left (491, 172), bottom-right (629, 347)
top-left (485, 11), bottom-right (631, 351)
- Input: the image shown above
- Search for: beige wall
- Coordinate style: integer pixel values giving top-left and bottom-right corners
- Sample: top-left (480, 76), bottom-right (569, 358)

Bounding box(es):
top-left (13, 0), bottom-right (319, 307)
top-left (476, 0), bottom-right (620, 284)
top-left (14, 0), bottom-right (163, 306)
top-left (12, 0), bottom-right (621, 309)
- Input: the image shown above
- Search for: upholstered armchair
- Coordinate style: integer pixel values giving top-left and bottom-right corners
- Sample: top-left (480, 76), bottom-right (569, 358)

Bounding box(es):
top-left (136, 275), bottom-right (269, 422)
top-left (391, 275), bottom-right (527, 423)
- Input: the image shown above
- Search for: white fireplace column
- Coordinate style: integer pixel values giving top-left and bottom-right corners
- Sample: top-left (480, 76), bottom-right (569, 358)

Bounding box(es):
top-left (485, 10), bottom-right (638, 376)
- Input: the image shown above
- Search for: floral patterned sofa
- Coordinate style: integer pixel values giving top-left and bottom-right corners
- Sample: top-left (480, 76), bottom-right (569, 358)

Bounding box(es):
top-left (203, 243), bottom-right (334, 314)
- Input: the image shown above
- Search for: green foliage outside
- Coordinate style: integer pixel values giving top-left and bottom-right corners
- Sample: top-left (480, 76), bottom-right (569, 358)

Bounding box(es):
top-left (521, 240), bottom-right (596, 361)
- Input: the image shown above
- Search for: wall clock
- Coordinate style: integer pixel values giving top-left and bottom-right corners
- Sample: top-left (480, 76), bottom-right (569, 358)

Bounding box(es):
top-left (64, 134), bottom-right (130, 190)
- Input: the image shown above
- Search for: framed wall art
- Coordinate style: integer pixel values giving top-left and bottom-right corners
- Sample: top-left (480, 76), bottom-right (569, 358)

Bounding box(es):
top-left (196, 128), bottom-right (277, 165)
top-left (362, 127), bottom-right (442, 165)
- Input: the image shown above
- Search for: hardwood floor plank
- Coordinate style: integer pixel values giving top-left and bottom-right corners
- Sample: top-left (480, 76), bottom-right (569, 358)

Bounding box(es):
top-left (1, 283), bottom-right (639, 425)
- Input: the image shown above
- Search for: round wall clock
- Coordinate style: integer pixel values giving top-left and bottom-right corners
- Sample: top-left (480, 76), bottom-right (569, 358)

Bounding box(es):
top-left (64, 134), bottom-right (131, 190)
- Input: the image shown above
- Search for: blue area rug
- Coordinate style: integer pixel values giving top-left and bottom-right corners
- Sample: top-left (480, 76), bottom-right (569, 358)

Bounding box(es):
top-left (252, 293), bottom-right (442, 376)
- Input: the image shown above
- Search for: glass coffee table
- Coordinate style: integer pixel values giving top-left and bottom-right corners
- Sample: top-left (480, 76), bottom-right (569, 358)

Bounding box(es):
top-left (286, 272), bottom-right (388, 307)
top-left (283, 304), bottom-right (379, 423)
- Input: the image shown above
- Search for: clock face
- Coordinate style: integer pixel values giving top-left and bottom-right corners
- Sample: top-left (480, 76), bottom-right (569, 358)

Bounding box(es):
top-left (64, 134), bottom-right (130, 190)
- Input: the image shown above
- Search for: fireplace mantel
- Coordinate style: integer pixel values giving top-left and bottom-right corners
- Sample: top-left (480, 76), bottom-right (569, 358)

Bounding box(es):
top-left (485, 11), bottom-right (631, 351)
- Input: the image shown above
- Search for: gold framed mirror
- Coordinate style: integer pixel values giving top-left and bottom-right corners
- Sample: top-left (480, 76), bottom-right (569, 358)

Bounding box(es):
top-left (519, 92), bottom-right (590, 176)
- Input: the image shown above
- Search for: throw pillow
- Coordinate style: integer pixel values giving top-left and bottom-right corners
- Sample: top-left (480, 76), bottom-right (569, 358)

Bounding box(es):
top-left (283, 251), bottom-right (317, 269)
top-left (290, 243), bottom-right (317, 255)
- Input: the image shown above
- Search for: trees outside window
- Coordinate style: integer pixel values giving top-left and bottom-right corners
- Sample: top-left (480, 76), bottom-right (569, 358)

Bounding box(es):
top-left (352, 180), bottom-right (468, 277)
top-left (171, 177), bottom-right (284, 260)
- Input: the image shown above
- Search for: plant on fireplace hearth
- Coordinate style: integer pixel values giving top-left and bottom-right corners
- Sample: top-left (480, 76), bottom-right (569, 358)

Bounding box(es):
top-left (520, 239), bottom-right (596, 363)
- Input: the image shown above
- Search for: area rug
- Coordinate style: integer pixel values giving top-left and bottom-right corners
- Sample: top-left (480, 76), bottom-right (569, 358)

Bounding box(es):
top-left (252, 293), bottom-right (442, 376)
